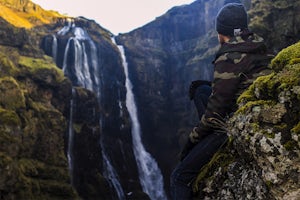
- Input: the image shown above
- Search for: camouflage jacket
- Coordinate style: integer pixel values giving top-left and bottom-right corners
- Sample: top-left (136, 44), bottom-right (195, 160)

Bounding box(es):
top-left (189, 33), bottom-right (274, 143)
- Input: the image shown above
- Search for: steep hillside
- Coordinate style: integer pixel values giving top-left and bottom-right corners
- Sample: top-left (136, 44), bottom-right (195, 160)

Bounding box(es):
top-left (0, 42), bottom-right (78, 199)
top-left (0, 1), bottom-right (114, 199)
top-left (0, 0), bottom-right (64, 28)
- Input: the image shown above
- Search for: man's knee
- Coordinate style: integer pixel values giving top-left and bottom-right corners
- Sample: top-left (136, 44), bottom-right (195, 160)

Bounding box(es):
top-left (171, 164), bottom-right (193, 187)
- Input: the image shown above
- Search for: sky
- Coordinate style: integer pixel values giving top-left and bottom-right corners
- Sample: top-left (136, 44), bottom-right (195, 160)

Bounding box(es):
top-left (31, 0), bottom-right (195, 35)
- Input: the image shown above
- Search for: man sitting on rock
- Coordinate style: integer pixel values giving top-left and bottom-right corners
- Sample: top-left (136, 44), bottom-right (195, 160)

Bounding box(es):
top-left (170, 2), bottom-right (273, 199)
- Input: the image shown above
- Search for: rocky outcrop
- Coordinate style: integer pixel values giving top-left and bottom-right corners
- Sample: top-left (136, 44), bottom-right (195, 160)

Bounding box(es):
top-left (249, 0), bottom-right (300, 52)
top-left (0, 47), bottom-right (79, 199)
top-left (193, 42), bottom-right (300, 200)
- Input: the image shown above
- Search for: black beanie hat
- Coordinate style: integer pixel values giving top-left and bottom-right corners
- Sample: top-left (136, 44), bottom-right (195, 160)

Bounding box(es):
top-left (216, 3), bottom-right (248, 37)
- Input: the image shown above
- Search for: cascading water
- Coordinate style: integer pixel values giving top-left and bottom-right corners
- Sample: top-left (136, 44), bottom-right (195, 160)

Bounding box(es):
top-left (67, 88), bottom-right (75, 186)
top-left (53, 22), bottom-right (125, 199)
top-left (101, 144), bottom-right (126, 200)
top-left (51, 34), bottom-right (57, 63)
top-left (112, 38), bottom-right (167, 200)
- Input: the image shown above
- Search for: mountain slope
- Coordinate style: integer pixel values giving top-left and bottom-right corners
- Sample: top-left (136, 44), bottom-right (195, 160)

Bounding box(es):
top-left (0, 0), bottom-right (64, 28)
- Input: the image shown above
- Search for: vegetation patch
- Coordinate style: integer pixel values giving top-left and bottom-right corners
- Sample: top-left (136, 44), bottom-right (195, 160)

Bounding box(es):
top-left (271, 42), bottom-right (300, 72)
top-left (18, 56), bottom-right (65, 83)
top-left (0, 76), bottom-right (26, 110)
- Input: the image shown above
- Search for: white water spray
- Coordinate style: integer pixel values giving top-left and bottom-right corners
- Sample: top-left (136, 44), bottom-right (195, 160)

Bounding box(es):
top-left (112, 38), bottom-right (167, 200)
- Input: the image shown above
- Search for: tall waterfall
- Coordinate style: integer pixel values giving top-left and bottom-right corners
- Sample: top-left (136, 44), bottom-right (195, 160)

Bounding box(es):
top-left (54, 22), bottom-right (125, 199)
top-left (112, 38), bottom-right (167, 200)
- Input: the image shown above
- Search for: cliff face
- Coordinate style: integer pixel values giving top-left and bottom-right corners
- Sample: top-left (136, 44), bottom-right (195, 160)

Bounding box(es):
top-left (0, 2), bottom-right (111, 199)
top-left (0, 20), bottom-right (77, 199)
top-left (116, 0), bottom-right (224, 188)
top-left (193, 42), bottom-right (300, 200)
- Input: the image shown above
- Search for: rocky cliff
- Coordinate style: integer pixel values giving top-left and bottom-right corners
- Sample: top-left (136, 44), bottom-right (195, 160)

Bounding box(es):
top-left (192, 41), bottom-right (300, 200)
top-left (0, 1), bottom-right (113, 199)
top-left (0, 19), bottom-right (78, 199)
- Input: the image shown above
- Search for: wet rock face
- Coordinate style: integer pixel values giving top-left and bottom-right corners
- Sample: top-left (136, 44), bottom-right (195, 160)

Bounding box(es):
top-left (193, 42), bottom-right (300, 200)
top-left (70, 87), bottom-right (115, 200)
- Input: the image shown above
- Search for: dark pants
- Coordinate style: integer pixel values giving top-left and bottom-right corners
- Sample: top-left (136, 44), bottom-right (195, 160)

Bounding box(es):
top-left (170, 133), bottom-right (228, 199)
top-left (170, 85), bottom-right (228, 200)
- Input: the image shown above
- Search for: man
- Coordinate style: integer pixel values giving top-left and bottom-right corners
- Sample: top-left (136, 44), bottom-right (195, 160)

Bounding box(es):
top-left (170, 3), bottom-right (273, 199)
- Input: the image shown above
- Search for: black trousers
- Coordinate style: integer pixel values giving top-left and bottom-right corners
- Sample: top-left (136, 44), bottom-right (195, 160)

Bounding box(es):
top-left (170, 85), bottom-right (228, 200)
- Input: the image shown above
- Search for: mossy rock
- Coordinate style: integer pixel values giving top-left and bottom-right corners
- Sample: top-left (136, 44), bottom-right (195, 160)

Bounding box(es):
top-left (0, 76), bottom-right (26, 110)
top-left (0, 155), bottom-right (78, 200)
top-left (0, 108), bottom-right (21, 126)
top-left (18, 55), bottom-right (65, 84)
top-left (0, 51), bottom-right (19, 77)
top-left (271, 42), bottom-right (300, 72)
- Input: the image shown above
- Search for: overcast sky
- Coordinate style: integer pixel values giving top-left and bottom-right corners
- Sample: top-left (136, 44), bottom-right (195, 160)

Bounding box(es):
top-left (31, 0), bottom-right (195, 35)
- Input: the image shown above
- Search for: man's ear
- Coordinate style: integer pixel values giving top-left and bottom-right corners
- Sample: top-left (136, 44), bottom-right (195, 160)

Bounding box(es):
top-left (218, 34), bottom-right (231, 44)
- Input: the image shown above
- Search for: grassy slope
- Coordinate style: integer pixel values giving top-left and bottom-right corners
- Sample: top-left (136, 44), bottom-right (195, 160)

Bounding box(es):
top-left (0, 0), bottom-right (65, 28)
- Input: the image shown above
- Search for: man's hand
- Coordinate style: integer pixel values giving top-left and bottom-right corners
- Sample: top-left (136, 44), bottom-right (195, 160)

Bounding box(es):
top-left (179, 127), bottom-right (202, 161)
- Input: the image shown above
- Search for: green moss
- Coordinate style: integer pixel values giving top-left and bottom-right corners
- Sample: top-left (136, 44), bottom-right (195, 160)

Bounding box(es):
top-left (291, 122), bottom-right (300, 135)
top-left (0, 108), bottom-right (21, 126)
top-left (73, 123), bottom-right (83, 133)
top-left (18, 56), bottom-right (65, 82)
top-left (39, 179), bottom-right (78, 199)
top-left (265, 180), bottom-right (273, 190)
top-left (271, 42), bottom-right (300, 72)
top-left (0, 152), bottom-right (13, 166)
top-left (0, 52), bottom-right (19, 76)
top-left (277, 64), bottom-right (300, 91)
top-left (237, 83), bottom-right (256, 104)
top-left (262, 130), bottom-right (275, 139)
top-left (0, 156), bottom-right (77, 199)
top-left (0, 76), bottom-right (26, 110)
top-left (193, 140), bottom-right (234, 193)
top-left (236, 100), bottom-right (275, 115)
top-left (283, 140), bottom-right (298, 151)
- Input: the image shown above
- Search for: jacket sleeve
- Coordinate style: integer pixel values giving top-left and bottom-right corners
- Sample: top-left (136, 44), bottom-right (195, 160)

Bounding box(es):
top-left (188, 55), bottom-right (242, 143)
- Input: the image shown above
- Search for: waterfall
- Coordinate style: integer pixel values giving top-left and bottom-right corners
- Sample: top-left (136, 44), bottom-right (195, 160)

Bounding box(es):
top-left (112, 38), bottom-right (167, 200)
top-left (57, 22), bottom-right (125, 200)
top-left (51, 35), bottom-right (57, 63)
top-left (67, 88), bottom-right (76, 185)
top-left (101, 143), bottom-right (126, 200)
